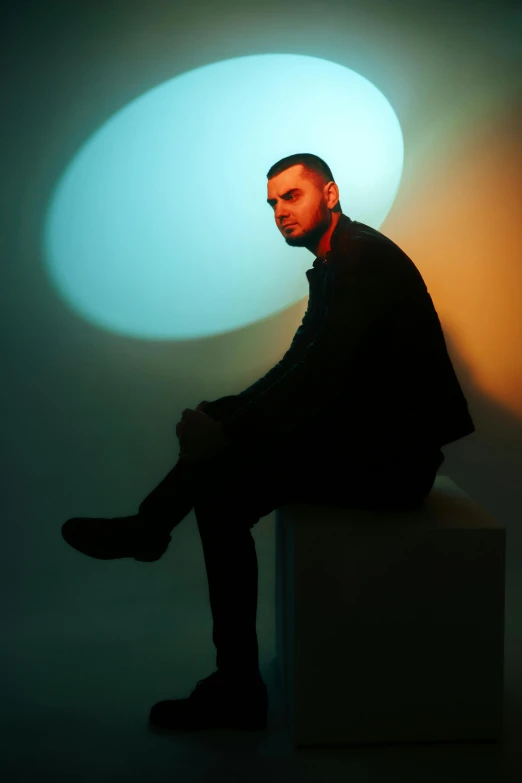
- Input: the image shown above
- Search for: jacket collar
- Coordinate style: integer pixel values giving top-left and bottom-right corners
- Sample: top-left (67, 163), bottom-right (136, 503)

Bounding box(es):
top-left (312, 214), bottom-right (354, 269)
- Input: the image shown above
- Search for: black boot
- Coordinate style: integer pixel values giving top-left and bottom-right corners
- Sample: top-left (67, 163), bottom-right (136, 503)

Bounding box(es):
top-left (61, 514), bottom-right (172, 562)
top-left (149, 669), bottom-right (268, 732)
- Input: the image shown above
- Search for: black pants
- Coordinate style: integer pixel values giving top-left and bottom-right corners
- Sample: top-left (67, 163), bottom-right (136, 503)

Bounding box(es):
top-left (138, 395), bottom-right (445, 680)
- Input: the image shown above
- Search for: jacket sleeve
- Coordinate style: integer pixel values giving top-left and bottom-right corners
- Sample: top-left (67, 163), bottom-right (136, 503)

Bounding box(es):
top-left (235, 290), bottom-right (317, 401)
top-left (223, 242), bottom-right (399, 447)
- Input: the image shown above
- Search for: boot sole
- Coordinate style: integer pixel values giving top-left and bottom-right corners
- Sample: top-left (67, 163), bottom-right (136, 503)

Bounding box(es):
top-left (61, 520), bottom-right (171, 562)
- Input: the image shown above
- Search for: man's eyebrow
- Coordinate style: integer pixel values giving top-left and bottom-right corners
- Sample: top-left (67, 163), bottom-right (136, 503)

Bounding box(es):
top-left (266, 188), bottom-right (301, 205)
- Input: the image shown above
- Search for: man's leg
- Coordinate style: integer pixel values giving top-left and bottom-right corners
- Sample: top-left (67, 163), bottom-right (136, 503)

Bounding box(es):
top-left (139, 440), bottom-right (266, 682)
top-left (138, 459), bottom-right (197, 533)
top-left (137, 395), bottom-right (247, 533)
top-left (185, 433), bottom-right (308, 684)
top-left (196, 499), bottom-right (262, 682)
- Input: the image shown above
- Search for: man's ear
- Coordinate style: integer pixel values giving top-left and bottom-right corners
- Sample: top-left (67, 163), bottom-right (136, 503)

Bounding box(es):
top-left (324, 180), bottom-right (339, 209)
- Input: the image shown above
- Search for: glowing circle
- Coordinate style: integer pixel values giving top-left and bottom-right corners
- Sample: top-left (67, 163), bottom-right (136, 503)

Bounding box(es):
top-left (44, 54), bottom-right (404, 339)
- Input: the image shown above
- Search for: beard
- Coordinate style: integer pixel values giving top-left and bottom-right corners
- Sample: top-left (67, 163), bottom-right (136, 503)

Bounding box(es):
top-left (283, 214), bottom-right (330, 250)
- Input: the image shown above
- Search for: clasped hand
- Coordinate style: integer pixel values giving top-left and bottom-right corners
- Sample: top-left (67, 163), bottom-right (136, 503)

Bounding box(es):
top-left (176, 408), bottom-right (227, 462)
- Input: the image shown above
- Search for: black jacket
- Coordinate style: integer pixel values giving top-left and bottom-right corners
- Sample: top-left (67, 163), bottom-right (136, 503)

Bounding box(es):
top-left (223, 214), bottom-right (475, 461)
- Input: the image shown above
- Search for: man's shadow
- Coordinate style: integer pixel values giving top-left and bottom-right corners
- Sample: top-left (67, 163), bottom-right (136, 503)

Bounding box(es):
top-left (439, 321), bottom-right (522, 520)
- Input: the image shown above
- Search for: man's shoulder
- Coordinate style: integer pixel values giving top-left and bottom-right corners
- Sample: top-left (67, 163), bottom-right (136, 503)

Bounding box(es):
top-left (333, 218), bottom-right (425, 289)
top-left (338, 218), bottom-right (405, 257)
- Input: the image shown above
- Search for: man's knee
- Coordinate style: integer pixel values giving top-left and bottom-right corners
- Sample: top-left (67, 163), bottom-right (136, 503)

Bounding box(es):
top-left (204, 395), bottom-right (246, 422)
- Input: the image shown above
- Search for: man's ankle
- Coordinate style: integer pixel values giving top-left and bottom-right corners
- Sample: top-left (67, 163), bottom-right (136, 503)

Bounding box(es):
top-left (219, 668), bottom-right (263, 685)
top-left (138, 514), bottom-right (173, 535)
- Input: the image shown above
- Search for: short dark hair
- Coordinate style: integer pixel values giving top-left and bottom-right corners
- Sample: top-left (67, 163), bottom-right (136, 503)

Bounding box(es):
top-left (266, 153), bottom-right (342, 213)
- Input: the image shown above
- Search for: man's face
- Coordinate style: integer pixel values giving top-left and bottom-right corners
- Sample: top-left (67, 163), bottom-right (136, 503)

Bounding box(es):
top-left (266, 164), bottom-right (332, 249)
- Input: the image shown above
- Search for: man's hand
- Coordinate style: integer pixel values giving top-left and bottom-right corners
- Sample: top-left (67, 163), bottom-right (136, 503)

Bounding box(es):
top-left (176, 408), bottom-right (227, 462)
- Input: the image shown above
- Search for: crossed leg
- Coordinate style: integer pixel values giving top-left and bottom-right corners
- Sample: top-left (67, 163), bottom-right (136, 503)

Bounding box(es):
top-left (138, 440), bottom-right (276, 682)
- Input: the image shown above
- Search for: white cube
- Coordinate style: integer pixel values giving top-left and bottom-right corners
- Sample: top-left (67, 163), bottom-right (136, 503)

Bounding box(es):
top-left (275, 475), bottom-right (505, 747)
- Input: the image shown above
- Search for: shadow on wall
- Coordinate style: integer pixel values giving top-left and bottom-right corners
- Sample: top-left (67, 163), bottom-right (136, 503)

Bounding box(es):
top-left (437, 322), bottom-right (522, 531)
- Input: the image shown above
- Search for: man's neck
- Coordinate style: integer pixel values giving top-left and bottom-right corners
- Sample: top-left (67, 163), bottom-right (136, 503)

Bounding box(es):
top-left (314, 212), bottom-right (342, 261)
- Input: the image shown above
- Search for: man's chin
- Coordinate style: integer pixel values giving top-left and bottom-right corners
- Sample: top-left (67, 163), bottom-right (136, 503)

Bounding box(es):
top-left (284, 235), bottom-right (308, 247)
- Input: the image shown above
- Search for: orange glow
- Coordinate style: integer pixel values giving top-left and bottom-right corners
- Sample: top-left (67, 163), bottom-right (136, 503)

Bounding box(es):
top-left (384, 110), bottom-right (522, 418)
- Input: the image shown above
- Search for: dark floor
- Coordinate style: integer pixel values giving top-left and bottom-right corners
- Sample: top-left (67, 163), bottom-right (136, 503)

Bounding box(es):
top-left (2, 449), bottom-right (519, 783)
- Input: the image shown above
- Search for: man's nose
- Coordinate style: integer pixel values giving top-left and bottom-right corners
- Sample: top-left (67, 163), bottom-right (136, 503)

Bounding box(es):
top-left (275, 210), bottom-right (290, 226)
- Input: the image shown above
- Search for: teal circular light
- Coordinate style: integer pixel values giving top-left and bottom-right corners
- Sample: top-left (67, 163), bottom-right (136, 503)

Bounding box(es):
top-left (44, 54), bottom-right (404, 340)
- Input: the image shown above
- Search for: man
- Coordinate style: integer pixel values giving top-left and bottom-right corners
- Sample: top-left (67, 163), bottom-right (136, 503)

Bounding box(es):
top-left (62, 153), bottom-right (475, 733)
